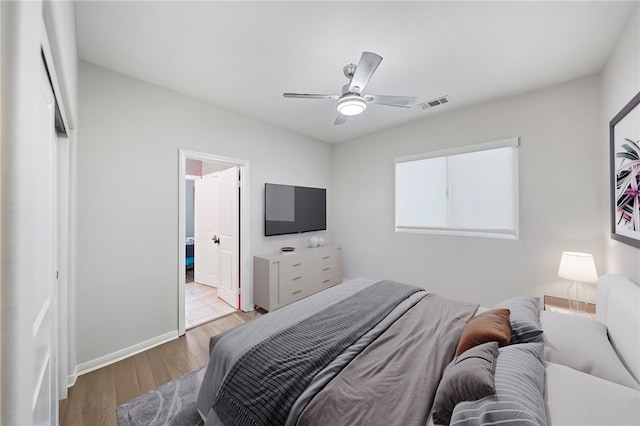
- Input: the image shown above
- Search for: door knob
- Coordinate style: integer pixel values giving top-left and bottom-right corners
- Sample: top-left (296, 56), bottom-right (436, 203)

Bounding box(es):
top-left (212, 235), bottom-right (220, 245)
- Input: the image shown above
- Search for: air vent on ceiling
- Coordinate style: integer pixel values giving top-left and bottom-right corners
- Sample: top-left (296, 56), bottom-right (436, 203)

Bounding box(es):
top-left (418, 95), bottom-right (450, 109)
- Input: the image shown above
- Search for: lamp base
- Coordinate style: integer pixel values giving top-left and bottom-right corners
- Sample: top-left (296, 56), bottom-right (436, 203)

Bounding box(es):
top-left (567, 281), bottom-right (590, 313)
top-left (567, 298), bottom-right (588, 313)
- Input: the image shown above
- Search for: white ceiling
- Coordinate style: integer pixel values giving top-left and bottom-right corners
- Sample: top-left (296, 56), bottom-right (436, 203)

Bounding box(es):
top-left (75, 1), bottom-right (637, 143)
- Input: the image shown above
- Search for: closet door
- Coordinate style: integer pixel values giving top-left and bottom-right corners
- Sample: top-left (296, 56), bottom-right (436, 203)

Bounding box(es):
top-left (33, 59), bottom-right (59, 426)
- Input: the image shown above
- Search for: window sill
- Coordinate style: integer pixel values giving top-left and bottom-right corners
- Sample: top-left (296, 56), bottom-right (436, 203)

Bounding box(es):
top-left (395, 226), bottom-right (518, 240)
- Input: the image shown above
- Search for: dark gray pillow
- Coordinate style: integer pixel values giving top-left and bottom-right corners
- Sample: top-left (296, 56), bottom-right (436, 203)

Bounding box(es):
top-left (432, 341), bottom-right (499, 425)
top-left (493, 296), bottom-right (543, 343)
top-left (450, 343), bottom-right (547, 426)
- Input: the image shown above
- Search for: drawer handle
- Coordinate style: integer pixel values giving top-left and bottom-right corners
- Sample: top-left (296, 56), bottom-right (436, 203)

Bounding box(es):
top-left (322, 279), bottom-right (331, 284)
top-left (323, 267), bottom-right (331, 271)
top-left (292, 276), bottom-right (302, 281)
top-left (292, 263), bottom-right (302, 267)
top-left (292, 289), bottom-right (302, 295)
top-left (322, 256), bottom-right (330, 260)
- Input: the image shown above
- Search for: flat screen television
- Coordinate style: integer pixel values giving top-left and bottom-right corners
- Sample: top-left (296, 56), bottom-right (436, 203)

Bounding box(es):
top-left (264, 183), bottom-right (326, 236)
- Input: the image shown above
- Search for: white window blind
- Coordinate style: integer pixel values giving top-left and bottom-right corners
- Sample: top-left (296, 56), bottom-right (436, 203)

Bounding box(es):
top-left (395, 137), bottom-right (519, 239)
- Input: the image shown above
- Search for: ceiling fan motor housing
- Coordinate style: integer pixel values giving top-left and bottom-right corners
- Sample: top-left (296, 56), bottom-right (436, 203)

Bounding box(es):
top-left (343, 63), bottom-right (358, 80)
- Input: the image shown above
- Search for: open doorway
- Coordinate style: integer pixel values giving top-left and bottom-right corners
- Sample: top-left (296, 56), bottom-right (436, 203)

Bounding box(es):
top-left (178, 150), bottom-right (250, 335)
top-left (186, 162), bottom-right (237, 329)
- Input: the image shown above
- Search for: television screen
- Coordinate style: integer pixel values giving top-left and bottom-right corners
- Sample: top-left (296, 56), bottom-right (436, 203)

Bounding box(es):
top-left (264, 183), bottom-right (326, 236)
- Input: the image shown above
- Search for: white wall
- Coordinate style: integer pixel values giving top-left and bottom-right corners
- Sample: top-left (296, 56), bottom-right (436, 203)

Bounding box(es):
top-left (332, 75), bottom-right (604, 306)
top-left (1, 3), bottom-right (45, 421)
top-left (601, 5), bottom-right (640, 284)
top-left (77, 62), bottom-right (333, 367)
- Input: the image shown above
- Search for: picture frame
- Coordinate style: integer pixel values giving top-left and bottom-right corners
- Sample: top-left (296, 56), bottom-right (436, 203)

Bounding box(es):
top-left (610, 91), bottom-right (640, 249)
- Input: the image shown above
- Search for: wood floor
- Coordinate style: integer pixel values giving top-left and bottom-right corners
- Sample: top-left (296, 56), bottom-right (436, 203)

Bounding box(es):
top-left (59, 310), bottom-right (263, 426)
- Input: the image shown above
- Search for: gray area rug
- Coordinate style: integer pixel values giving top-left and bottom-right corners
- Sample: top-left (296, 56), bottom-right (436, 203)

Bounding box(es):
top-left (117, 367), bottom-right (205, 426)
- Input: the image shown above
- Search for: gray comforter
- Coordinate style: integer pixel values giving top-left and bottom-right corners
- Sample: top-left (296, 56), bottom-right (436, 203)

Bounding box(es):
top-left (196, 278), bottom-right (478, 426)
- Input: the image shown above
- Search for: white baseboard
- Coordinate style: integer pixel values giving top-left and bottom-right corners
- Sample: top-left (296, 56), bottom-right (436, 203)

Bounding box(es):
top-left (67, 366), bottom-right (78, 388)
top-left (75, 330), bottom-right (179, 377)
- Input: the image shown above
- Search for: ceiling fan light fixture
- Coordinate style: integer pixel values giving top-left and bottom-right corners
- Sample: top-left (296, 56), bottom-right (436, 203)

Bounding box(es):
top-left (337, 95), bottom-right (367, 116)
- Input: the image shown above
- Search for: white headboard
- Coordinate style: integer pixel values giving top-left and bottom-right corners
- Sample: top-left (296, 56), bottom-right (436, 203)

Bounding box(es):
top-left (597, 274), bottom-right (640, 383)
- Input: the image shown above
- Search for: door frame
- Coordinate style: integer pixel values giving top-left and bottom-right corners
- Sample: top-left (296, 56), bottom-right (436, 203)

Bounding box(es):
top-left (178, 150), bottom-right (251, 336)
top-left (56, 135), bottom-right (70, 398)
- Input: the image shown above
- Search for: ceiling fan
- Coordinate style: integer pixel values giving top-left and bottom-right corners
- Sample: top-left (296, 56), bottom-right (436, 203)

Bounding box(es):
top-left (283, 51), bottom-right (416, 125)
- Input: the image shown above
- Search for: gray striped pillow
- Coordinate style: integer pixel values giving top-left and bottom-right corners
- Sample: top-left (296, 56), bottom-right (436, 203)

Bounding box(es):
top-left (494, 297), bottom-right (543, 343)
top-left (449, 343), bottom-right (547, 426)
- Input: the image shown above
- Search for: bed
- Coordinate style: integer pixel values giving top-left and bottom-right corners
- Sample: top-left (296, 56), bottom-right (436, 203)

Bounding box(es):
top-left (195, 274), bottom-right (640, 425)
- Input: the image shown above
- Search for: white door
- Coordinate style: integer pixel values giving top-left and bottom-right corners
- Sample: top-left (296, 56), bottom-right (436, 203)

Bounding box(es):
top-left (34, 61), bottom-right (58, 425)
top-left (216, 167), bottom-right (240, 308)
top-left (194, 174), bottom-right (219, 287)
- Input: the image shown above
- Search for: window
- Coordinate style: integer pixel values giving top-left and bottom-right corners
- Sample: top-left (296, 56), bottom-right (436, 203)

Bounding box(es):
top-left (395, 137), bottom-right (519, 239)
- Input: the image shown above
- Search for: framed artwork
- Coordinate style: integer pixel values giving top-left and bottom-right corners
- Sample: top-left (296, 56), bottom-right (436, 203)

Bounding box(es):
top-left (610, 91), bottom-right (640, 248)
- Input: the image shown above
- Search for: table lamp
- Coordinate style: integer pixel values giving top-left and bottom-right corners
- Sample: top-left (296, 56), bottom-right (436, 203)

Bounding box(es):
top-left (557, 251), bottom-right (598, 313)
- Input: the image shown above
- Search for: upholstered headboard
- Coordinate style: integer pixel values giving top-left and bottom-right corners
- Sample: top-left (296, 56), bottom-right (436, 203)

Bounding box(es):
top-left (597, 274), bottom-right (640, 383)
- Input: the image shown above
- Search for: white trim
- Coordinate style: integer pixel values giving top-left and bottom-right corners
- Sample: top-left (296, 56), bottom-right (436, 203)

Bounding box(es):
top-left (511, 142), bottom-right (520, 240)
top-left (66, 129), bottom-right (78, 390)
top-left (395, 227), bottom-right (518, 240)
top-left (395, 137), bottom-right (520, 164)
top-left (178, 150), bottom-right (252, 336)
top-left (178, 152), bottom-right (187, 336)
top-left (76, 331), bottom-right (178, 376)
top-left (67, 366), bottom-right (77, 389)
top-left (56, 136), bottom-right (70, 397)
top-left (239, 165), bottom-right (253, 312)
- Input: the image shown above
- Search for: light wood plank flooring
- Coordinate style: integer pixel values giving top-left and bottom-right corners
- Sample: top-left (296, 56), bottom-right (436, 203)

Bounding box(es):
top-left (59, 310), bottom-right (263, 426)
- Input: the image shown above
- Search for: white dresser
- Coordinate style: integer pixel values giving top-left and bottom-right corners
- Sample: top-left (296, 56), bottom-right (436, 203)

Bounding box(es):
top-left (253, 245), bottom-right (343, 311)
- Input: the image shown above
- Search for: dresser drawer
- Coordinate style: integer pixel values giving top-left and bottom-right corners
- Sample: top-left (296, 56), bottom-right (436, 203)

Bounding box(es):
top-left (317, 250), bottom-right (337, 267)
top-left (317, 266), bottom-right (341, 289)
top-left (279, 284), bottom-right (309, 305)
top-left (279, 267), bottom-right (309, 291)
top-left (278, 254), bottom-right (310, 273)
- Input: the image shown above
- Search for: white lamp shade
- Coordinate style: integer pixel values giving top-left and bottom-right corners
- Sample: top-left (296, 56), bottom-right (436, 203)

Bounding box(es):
top-left (558, 251), bottom-right (598, 283)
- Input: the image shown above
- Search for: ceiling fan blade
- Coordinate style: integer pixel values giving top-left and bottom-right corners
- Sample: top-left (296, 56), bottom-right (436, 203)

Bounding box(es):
top-left (283, 93), bottom-right (340, 100)
top-left (348, 52), bottom-right (383, 94)
top-left (334, 114), bottom-right (347, 125)
top-left (365, 94), bottom-right (416, 108)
